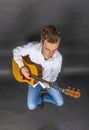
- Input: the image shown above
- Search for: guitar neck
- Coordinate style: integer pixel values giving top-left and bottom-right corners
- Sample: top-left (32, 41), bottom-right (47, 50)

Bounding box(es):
top-left (31, 74), bottom-right (62, 91)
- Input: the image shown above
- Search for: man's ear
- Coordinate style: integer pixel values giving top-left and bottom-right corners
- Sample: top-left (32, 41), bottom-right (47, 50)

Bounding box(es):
top-left (40, 40), bottom-right (42, 43)
top-left (40, 40), bottom-right (43, 44)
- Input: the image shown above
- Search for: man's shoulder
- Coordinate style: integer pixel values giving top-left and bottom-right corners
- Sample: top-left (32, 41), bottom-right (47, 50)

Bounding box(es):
top-left (27, 41), bottom-right (40, 47)
top-left (56, 50), bottom-right (62, 59)
top-left (26, 42), bottom-right (41, 50)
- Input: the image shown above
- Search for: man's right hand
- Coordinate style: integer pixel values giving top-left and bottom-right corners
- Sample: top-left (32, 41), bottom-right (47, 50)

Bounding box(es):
top-left (20, 66), bottom-right (31, 79)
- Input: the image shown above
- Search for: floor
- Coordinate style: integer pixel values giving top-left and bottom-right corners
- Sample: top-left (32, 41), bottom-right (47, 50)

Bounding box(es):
top-left (0, 74), bottom-right (89, 130)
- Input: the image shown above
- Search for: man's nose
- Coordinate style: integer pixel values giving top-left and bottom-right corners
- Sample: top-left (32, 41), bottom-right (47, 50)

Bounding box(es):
top-left (49, 51), bottom-right (53, 56)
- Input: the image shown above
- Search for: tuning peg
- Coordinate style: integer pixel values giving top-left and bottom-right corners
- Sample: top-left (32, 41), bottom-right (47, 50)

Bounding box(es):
top-left (68, 87), bottom-right (71, 89)
top-left (72, 88), bottom-right (75, 90)
top-left (77, 89), bottom-right (80, 92)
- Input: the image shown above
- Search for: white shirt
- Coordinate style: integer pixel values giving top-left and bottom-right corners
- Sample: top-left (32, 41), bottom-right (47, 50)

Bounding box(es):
top-left (13, 42), bottom-right (62, 83)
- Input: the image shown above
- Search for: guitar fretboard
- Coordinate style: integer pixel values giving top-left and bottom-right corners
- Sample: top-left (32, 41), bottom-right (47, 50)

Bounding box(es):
top-left (31, 73), bottom-right (62, 91)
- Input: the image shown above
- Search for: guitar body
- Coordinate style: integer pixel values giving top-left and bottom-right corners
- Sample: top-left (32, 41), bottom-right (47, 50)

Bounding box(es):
top-left (12, 55), bottom-right (42, 85)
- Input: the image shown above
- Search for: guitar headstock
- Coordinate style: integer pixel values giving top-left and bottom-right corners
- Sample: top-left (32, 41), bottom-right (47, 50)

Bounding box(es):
top-left (62, 87), bottom-right (81, 99)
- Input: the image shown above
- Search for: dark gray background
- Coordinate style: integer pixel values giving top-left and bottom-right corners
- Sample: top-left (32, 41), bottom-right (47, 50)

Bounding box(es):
top-left (0, 0), bottom-right (89, 130)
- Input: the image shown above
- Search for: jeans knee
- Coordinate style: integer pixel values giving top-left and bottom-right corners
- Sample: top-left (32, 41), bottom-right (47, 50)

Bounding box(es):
top-left (27, 103), bottom-right (36, 110)
top-left (56, 99), bottom-right (64, 107)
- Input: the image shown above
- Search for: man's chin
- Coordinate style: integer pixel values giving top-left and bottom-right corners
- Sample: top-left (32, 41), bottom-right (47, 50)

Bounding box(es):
top-left (44, 57), bottom-right (49, 60)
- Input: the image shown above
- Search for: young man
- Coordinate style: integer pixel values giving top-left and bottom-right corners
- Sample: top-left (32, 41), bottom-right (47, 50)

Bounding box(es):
top-left (13, 25), bottom-right (64, 110)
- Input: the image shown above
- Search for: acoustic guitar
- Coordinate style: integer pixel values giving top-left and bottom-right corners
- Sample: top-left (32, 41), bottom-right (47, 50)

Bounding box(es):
top-left (12, 55), bottom-right (81, 99)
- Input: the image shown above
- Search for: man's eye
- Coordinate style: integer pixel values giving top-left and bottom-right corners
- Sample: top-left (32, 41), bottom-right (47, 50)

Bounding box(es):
top-left (45, 48), bottom-right (50, 51)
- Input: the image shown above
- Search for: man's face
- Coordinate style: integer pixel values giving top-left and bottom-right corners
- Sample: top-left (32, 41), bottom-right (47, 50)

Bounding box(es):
top-left (42, 40), bottom-right (59, 60)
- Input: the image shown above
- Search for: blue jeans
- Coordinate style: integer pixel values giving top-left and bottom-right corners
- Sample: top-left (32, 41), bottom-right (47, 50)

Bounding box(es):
top-left (27, 81), bottom-right (64, 110)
